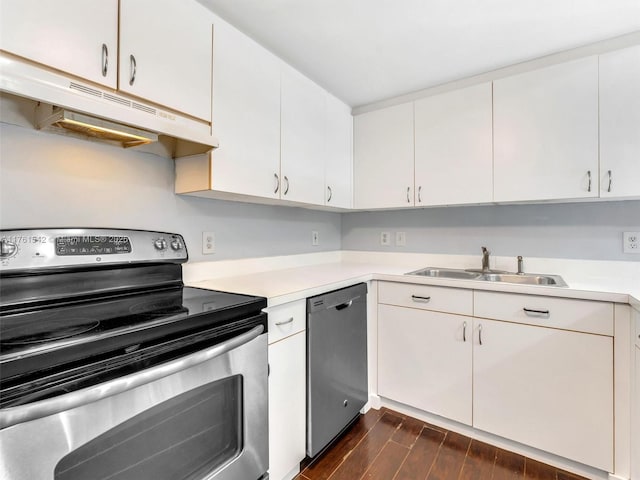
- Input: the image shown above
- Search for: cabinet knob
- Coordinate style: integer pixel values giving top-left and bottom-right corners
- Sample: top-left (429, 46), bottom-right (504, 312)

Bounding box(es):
top-left (406, 187), bottom-right (411, 203)
top-left (327, 185), bottom-right (332, 202)
top-left (283, 176), bottom-right (290, 195)
top-left (274, 173), bottom-right (280, 194)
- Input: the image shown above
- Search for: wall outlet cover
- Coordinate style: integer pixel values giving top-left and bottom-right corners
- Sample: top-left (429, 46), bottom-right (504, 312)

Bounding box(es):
top-left (202, 231), bottom-right (215, 255)
top-left (623, 231), bottom-right (639, 254)
top-left (396, 231), bottom-right (406, 246)
top-left (380, 231), bottom-right (391, 246)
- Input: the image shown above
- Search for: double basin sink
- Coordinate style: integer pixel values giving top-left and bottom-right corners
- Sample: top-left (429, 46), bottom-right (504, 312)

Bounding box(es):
top-left (407, 267), bottom-right (567, 287)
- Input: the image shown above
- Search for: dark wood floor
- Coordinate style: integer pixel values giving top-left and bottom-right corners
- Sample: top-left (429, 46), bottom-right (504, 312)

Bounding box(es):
top-left (296, 407), bottom-right (588, 480)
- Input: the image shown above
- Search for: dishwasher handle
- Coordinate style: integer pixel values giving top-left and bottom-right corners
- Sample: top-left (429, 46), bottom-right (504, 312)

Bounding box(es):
top-left (335, 299), bottom-right (353, 311)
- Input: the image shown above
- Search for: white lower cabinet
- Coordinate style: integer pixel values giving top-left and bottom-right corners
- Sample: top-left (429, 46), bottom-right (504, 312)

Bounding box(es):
top-left (473, 317), bottom-right (613, 472)
top-left (378, 304), bottom-right (472, 425)
top-left (377, 282), bottom-right (615, 472)
top-left (632, 309), bottom-right (640, 480)
top-left (267, 301), bottom-right (306, 480)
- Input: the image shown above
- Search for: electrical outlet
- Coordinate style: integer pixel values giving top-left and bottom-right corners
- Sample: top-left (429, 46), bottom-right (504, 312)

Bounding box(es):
top-left (623, 231), bottom-right (640, 254)
top-left (312, 231), bottom-right (319, 246)
top-left (380, 231), bottom-right (391, 246)
top-left (202, 232), bottom-right (215, 255)
top-left (395, 232), bottom-right (406, 246)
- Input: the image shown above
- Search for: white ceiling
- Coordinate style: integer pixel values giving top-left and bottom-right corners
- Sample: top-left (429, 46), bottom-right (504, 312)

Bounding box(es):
top-left (199, 0), bottom-right (640, 107)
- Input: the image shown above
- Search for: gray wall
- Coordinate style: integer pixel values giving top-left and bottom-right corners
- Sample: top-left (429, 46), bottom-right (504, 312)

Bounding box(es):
top-left (0, 122), bottom-right (342, 261)
top-left (2, 120), bottom-right (638, 264)
top-left (342, 202), bottom-right (640, 261)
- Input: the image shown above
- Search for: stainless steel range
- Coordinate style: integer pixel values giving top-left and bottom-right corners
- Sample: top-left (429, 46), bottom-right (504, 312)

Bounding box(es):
top-left (0, 228), bottom-right (269, 480)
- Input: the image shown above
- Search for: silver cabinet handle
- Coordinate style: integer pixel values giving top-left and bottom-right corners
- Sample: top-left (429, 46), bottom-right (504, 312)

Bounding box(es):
top-left (587, 170), bottom-right (591, 192)
top-left (101, 43), bottom-right (108, 77)
top-left (463, 321), bottom-right (467, 342)
top-left (327, 186), bottom-right (332, 202)
top-left (274, 173), bottom-right (280, 194)
top-left (523, 307), bottom-right (550, 317)
top-left (411, 295), bottom-right (431, 303)
top-left (418, 186), bottom-right (422, 203)
top-left (274, 317), bottom-right (294, 326)
top-left (478, 324), bottom-right (483, 346)
top-left (607, 170), bottom-right (612, 192)
top-left (129, 54), bottom-right (137, 85)
top-left (283, 176), bottom-right (289, 195)
top-left (0, 325), bottom-right (264, 429)
top-left (406, 187), bottom-right (411, 203)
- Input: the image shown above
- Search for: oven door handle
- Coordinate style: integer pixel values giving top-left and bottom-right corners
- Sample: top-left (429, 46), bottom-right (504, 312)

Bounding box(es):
top-left (0, 325), bottom-right (264, 430)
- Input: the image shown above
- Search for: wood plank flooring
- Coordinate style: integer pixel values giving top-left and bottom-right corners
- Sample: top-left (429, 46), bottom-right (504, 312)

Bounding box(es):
top-left (296, 407), bottom-right (588, 480)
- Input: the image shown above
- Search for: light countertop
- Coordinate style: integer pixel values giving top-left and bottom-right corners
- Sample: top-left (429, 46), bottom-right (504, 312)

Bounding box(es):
top-left (184, 252), bottom-right (640, 308)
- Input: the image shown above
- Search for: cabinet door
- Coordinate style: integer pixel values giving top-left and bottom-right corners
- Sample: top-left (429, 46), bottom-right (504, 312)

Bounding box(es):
top-left (473, 319), bottom-right (613, 471)
top-left (600, 45), bottom-right (640, 199)
top-left (0, 0), bottom-right (118, 88)
top-left (210, 18), bottom-right (281, 199)
top-left (324, 93), bottom-right (353, 208)
top-left (378, 304), bottom-right (472, 425)
top-left (415, 83), bottom-right (493, 206)
top-left (633, 345), bottom-right (640, 480)
top-left (280, 64), bottom-right (326, 205)
top-left (354, 103), bottom-right (415, 209)
top-left (493, 57), bottom-right (599, 202)
top-left (119, 0), bottom-right (213, 121)
top-left (269, 331), bottom-right (306, 480)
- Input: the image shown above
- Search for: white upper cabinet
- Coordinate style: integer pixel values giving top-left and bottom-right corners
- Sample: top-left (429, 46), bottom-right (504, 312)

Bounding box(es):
top-left (354, 103), bottom-right (415, 209)
top-left (0, 0), bottom-right (118, 88)
top-left (324, 94), bottom-right (353, 208)
top-left (119, 0), bottom-right (213, 121)
top-left (493, 57), bottom-right (599, 202)
top-left (280, 64), bottom-right (326, 205)
top-left (599, 45), bottom-right (640, 199)
top-left (414, 83), bottom-right (493, 206)
top-left (210, 19), bottom-right (281, 199)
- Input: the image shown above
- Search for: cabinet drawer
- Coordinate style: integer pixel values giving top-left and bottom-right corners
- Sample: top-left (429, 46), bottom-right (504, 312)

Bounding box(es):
top-left (474, 291), bottom-right (613, 336)
top-left (266, 300), bottom-right (306, 345)
top-left (378, 282), bottom-right (472, 316)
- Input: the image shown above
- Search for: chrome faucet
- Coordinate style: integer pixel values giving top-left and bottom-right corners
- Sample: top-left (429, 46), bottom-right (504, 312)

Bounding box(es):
top-left (481, 247), bottom-right (490, 272)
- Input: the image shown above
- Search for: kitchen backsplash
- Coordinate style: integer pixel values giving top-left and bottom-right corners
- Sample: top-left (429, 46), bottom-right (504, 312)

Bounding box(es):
top-left (342, 201), bottom-right (640, 261)
top-left (0, 122), bottom-right (341, 262)
top-left (2, 118), bottom-right (638, 263)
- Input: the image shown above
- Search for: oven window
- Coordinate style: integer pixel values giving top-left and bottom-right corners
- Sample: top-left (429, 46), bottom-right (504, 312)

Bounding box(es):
top-left (54, 375), bottom-right (243, 480)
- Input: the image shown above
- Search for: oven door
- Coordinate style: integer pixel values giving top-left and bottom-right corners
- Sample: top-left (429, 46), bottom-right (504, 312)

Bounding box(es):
top-left (0, 326), bottom-right (268, 480)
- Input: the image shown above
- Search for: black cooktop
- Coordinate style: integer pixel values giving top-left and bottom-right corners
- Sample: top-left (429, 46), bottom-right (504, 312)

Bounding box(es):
top-left (0, 285), bottom-right (267, 383)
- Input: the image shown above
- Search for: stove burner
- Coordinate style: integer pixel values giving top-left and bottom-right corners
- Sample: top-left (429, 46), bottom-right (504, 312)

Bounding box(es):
top-left (0, 319), bottom-right (101, 345)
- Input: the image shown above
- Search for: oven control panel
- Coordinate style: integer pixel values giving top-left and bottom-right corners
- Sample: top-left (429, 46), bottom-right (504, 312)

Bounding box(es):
top-left (0, 228), bottom-right (188, 272)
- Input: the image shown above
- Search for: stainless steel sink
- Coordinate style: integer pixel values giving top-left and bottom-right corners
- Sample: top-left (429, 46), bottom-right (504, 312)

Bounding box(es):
top-left (477, 272), bottom-right (567, 287)
top-left (406, 267), bottom-right (567, 287)
top-left (406, 267), bottom-right (481, 280)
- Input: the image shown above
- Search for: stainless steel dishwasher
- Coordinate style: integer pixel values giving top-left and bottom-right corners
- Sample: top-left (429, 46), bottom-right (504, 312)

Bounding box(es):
top-left (306, 283), bottom-right (368, 458)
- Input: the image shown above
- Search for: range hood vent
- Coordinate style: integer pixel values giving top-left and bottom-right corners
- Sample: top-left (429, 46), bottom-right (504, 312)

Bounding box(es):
top-left (0, 52), bottom-right (218, 158)
top-left (36, 106), bottom-right (159, 148)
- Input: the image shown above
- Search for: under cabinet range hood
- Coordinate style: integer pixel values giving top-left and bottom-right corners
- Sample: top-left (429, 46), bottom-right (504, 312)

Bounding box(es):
top-left (36, 106), bottom-right (159, 148)
top-left (0, 52), bottom-right (218, 157)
